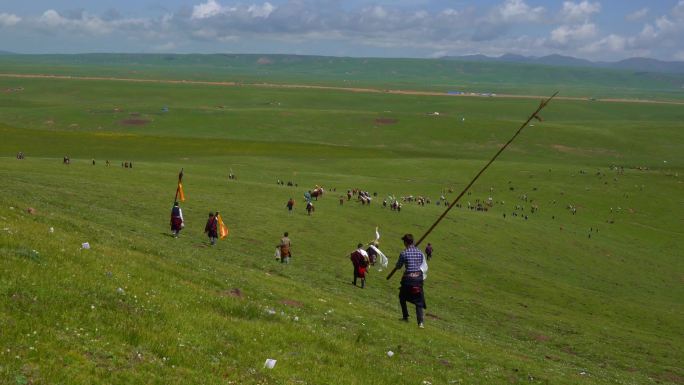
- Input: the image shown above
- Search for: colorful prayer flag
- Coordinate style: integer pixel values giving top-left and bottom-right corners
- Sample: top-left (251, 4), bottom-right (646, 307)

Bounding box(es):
top-left (175, 168), bottom-right (186, 202)
top-left (176, 182), bottom-right (185, 202)
top-left (217, 213), bottom-right (229, 239)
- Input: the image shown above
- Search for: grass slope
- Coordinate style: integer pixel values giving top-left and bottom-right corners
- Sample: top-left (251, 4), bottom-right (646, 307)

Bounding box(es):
top-left (1, 53), bottom-right (684, 101)
top-left (0, 71), bottom-right (683, 384)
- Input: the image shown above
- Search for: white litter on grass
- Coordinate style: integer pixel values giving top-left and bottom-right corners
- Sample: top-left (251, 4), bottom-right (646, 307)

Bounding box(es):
top-left (117, 288), bottom-right (125, 295)
top-left (293, 316), bottom-right (299, 322)
top-left (49, 227), bottom-right (54, 233)
top-left (387, 351), bottom-right (394, 357)
top-left (263, 359), bottom-right (277, 369)
top-left (81, 242), bottom-right (90, 249)
top-left (264, 308), bottom-right (276, 315)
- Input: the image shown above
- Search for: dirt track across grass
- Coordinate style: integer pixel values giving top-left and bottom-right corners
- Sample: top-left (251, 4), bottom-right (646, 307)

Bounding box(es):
top-left (2, 73), bottom-right (683, 106)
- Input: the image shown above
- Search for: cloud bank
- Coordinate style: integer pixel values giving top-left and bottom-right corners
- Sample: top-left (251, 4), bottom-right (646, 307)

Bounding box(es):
top-left (0, 0), bottom-right (682, 61)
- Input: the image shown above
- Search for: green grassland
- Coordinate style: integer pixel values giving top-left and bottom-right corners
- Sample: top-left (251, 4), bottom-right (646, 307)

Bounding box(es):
top-left (1, 53), bottom-right (684, 101)
top-left (1, 65), bottom-right (683, 384)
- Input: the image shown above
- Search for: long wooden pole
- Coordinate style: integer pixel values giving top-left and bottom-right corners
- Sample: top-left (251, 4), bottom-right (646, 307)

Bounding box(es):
top-left (415, 92), bottom-right (558, 247)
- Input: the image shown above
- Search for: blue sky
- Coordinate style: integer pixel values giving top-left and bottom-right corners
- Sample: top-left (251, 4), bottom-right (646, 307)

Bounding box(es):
top-left (0, 1), bottom-right (682, 61)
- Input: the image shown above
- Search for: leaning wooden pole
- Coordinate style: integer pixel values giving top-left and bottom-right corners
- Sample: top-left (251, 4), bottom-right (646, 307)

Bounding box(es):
top-left (414, 92), bottom-right (558, 247)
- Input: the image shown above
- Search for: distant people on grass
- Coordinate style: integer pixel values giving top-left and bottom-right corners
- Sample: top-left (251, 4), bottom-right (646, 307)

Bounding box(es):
top-left (279, 232), bottom-right (292, 264)
top-left (92, 159), bottom-right (96, 166)
top-left (63, 155), bottom-right (70, 165)
top-left (425, 243), bottom-right (433, 261)
top-left (16, 151), bottom-right (25, 160)
top-left (350, 243), bottom-right (370, 288)
top-left (170, 201), bottom-right (184, 238)
top-left (386, 234), bottom-right (427, 328)
top-left (286, 198), bottom-right (295, 214)
top-left (204, 212), bottom-right (218, 246)
top-left (306, 201), bottom-right (315, 216)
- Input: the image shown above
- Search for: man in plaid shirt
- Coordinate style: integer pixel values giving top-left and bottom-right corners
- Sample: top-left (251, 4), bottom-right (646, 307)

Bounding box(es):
top-left (387, 234), bottom-right (426, 328)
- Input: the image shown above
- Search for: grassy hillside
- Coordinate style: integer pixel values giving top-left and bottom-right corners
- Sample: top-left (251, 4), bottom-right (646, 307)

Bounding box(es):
top-left (1, 72), bottom-right (683, 384)
top-left (1, 53), bottom-right (684, 101)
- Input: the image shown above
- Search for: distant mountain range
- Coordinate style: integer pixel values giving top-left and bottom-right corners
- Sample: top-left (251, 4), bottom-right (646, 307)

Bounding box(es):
top-left (441, 54), bottom-right (684, 74)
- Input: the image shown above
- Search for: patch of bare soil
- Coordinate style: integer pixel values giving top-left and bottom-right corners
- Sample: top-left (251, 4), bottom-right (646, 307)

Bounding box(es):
top-left (438, 359), bottom-right (452, 367)
top-left (280, 299), bottom-right (304, 308)
top-left (120, 119), bottom-right (150, 126)
top-left (220, 288), bottom-right (243, 298)
top-left (257, 57), bottom-right (272, 65)
top-left (551, 144), bottom-right (619, 157)
top-left (375, 118), bottom-right (398, 125)
top-left (660, 372), bottom-right (684, 384)
top-left (425, 313), bottom-right (441, 320)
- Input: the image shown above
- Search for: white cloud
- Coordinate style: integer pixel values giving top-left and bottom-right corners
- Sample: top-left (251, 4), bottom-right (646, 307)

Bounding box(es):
top-left (192, 0), bottom-right (227, 20)
top-left (247, 2), bottom-right (275, 18)
top-left (37, 9), bottom-right (148, 35)
top-left (153, 42), bottom-right (177, 51)
top-left (632, 1), bottom-right (684, 50)
top-left (430, 50), bottom-right (449, 58)
top-left (365, 6), bottom-right (388, 19)
top-left (550, 22), bottom-right (597, 45)
top-left (497, 0), bottom-right (545, 22)
top-left (2, 1), bottom-right (681, 61)
top-left (561, 1), bottom-right (601, 22)
top-left (0, 12), bottom-right (21, 27)
top-left (580, 34), bottom-right (626, 54)
top-left (626, 8), bottom-right (649, 22)
top-left (191, 1), bottom-right (275, 20)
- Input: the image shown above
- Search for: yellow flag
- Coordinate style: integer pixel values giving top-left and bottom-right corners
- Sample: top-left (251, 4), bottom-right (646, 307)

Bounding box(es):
top-left (217, 213), bottom-right (229, 239)
top-left (176, 182), bottom-right (185, 202)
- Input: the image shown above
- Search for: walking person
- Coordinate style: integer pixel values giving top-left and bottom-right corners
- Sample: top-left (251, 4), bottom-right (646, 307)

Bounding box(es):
top-left (279, 232), bottom-right (292, 264)
top-left (306, 201), bottom-right (314, 216)
top-left (386, 234), bottom-right (427, 328)
top-left (204, 212), bottom-right (218, 245)
top-left (170, 201), bottom-right (184, 238)
top-left (425, 243), bottom-right (433, 261)
top-left (286, 198), bottom-right (295, 214)
top-left (350, 243), bottom-right (369, 288)
top-left (366, 242), bottom-right (379, 266)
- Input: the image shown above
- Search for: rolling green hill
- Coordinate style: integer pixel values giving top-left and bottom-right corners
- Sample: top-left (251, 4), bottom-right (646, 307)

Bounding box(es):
top-left (1, 53), bottom-right (683, 101)
top-left (1, 67), bottom-right (682, 384)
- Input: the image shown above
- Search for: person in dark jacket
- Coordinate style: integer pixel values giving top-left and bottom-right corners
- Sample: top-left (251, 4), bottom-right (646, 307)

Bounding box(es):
top-left (170, 202), bottom-right (184, 238)
top-left (386, 234), bottom-right (426, 328)
top-left (204, 212), bottom-right (218, 245)
top-left (350, 243), bottom-right (369, 288)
